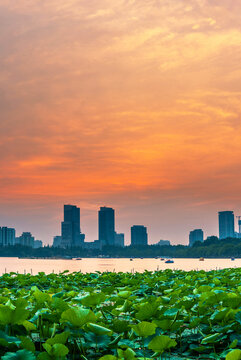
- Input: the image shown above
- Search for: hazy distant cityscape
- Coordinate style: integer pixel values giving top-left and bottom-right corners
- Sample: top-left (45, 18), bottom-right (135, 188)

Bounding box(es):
top-left (0, 205), bottom-right (241, 251)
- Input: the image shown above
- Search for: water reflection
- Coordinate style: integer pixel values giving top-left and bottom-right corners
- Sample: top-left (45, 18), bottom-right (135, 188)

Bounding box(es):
top-left (0, 257), bottom-right (239, 275)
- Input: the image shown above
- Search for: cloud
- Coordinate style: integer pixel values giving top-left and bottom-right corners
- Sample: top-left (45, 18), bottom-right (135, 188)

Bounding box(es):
top-left (0, 0), bottom-right (241, 244)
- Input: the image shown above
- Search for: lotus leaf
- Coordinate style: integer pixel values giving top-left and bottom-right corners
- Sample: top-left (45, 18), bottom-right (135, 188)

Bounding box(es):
top-left (135, 302), bottom-right (157, 321)
top-left (61, 307), bottom-right (96, 327)
top-left (19, 336), bottom-right (35, 352)
top-left (132, 321), bottom-right (157, 337)
top-left (148, 335), bottom-right (177, 353)
top-left (226, 349), bottom-right (241, 360)
top-left (87, 323), bottom-right (112, 336)
top-left (43, 343), bottom-right (69, 357)
top-left (117, 347), bottom-right (136, 360)
top-left (45, 332), bottom-right (69, 345)
top-left (75, 293), bottom-right (106, 306)
top-left (2, 350), bottom-right (36, 360)
top-left (201, 333), bottom-right (220, 344)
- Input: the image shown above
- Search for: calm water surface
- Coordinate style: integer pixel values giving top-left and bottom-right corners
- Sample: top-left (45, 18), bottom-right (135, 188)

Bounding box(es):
top-left (0, 257), bottom-right (240, 275)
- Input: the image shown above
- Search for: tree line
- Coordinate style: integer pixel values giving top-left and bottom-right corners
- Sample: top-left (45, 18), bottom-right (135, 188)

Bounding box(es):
top-left (0, 237), bottom-right (241, 258)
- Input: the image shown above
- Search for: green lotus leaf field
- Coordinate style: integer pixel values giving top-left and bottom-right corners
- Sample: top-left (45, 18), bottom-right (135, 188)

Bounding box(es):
top-left (1, 269), bottom-right (241, 359)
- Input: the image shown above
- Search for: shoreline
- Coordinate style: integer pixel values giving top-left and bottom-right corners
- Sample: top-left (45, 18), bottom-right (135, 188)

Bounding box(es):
top-left (0, 256), bottom-right (237, 259)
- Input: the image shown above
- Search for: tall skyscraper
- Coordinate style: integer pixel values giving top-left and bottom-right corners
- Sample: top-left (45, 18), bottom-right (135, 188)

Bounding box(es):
top-left (219, 211), bottom-right (235, 239)
top-left (131, 225), bottom-right (148, 246)
top-left (98, 207), bottom-right (115, 247)
top-left (0, 227), bottom-right (16, 246)
top-left (61, 205), bottom-right (85, 247)
top-left (189, 229), bottom-right (204, 247)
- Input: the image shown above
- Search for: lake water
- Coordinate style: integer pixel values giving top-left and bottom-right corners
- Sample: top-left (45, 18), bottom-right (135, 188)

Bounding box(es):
top-left (0, 257), bottom-right (240, 275)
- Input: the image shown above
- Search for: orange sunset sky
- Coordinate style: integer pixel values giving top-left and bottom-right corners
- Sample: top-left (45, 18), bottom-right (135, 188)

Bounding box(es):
top-left (0, 0), bottom-right (241, 245)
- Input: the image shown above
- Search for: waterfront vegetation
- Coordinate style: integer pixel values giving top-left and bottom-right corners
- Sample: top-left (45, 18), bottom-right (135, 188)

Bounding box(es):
top-left (1, 269), bottom-right (241, 359)
top-left (1, 237), bottom-right (241, 259)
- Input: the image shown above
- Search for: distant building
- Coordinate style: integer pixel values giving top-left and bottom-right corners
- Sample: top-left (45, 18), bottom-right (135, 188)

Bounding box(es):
top-left (206, 235), bottom-right (219, 242)
top-left (79, 233), bottom-right (86, 243)
top-left (98, 207), bottom-right (115, 247)
top-left (189, 229), bottom-right (204, 247)
top-left (157, 240), bottom-right (170, 246)
top-left (131, 225), bottom-right (148, 246)
top-left (16, 232), bottom-right (35, 247)
top-left (115, 232), bottom-right (125, 247)
top-left (238, 218), bottom-right (241, 237)
top-left (33, 240), bottom-right (43, 248)
top-left (219, 211), bottom-right (235, 239)
top-left (61, 205), bottom-right (85, 247)
top-left (83, 240), bottom-right (101, 250)
top-left (53, 236), bottom-right (62, 247)
top-left (0, 227), bottom-right (16, 246)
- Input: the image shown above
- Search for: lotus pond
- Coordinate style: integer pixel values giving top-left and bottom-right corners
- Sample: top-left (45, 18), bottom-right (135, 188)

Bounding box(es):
top-left (1, 269), bottom-right (241, 359)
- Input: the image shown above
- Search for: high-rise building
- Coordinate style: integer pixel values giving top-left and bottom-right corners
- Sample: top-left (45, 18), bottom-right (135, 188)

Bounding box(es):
top-left (131, 225), bottom-right (148, 246)
top-left (98, 207), bottom-right (115, 247)
top-left (115, 232), bottom-right (125, 247)
top-left (189, 229), bottom-right (204, 247)
top-left (219, 211), bottom-right (235, 239)
top-left (0, 227), bottom-right (16, 246)
top-left (61, 205), bottom-right (85, 247)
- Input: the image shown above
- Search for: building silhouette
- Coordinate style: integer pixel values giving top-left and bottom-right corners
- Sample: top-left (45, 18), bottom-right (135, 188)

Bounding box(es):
top-left (0, 227), bottom-right (16, 246)
top-left (238, 218), bottom-right (241, 236)
top-left (157, 240), bottom-right (171, 246)
top-left (115, 232), bottom-right (125, 247)
top-left (189, 229), bottom-right (204, 247)
top-left (33, 240), bottom-right (43, 248)
top-left (53, 236), bottom-right (62, 247)
top-left (15, 232), bottom-right (42, 248)
top-left (83, 240), bottom-right (101, 250)
top-left (15, 232), bottom-right (34, 247)
top-left (98, 207), bottom-right (115, 247)
top-left (131, 225), bottom-right (148, 246)
top-left (219, 211), bottom-right (235, 239)
top-left (61, 205), bottom-right (85, 247)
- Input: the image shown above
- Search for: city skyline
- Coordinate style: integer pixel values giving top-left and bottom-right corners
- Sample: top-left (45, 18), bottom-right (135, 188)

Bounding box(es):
top-left (0, 1), bottom-right (241, 246)
top-left (1, 204), bottom-right (241, 247)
